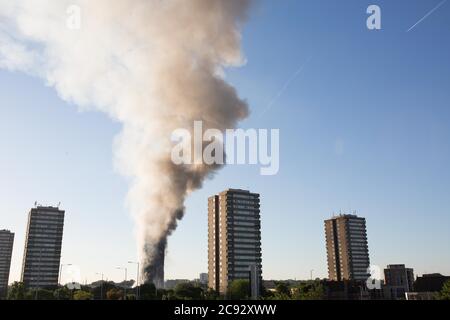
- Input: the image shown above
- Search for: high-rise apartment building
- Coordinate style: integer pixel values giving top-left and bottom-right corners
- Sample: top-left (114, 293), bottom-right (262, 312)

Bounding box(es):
top-left (21, 206), bottom-right (65, 289)
top-left (325, 214), bottom-right (370, 281)
top-left (0, 230), bottom-right (14, 298)
top-left (208, 189), bottom-right (262, 295)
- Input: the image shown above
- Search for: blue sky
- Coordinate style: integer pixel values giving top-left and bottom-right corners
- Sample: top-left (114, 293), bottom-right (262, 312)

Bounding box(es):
top-left (1, 0), bottom-right (450, 284)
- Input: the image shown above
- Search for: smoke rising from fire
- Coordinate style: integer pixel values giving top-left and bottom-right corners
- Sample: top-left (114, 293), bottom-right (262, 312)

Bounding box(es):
top-left (0, 0), bottom-right (252, 284)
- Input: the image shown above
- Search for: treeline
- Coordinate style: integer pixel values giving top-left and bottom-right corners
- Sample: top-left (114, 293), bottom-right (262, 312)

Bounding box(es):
top-left (4, 279), bottom-right (325, 300)
top-left (5, 279), bottom-right (450, 300)
top-left (6, 281), bottom-right (209, 300)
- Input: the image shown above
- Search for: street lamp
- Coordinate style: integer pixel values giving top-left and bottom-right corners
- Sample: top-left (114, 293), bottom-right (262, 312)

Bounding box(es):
top-left (96, 272), bottom-right (104, 300)
top-left (128, 261), bottom-right (140, 300)
top-left (116, 267), bottom-right (128, 299)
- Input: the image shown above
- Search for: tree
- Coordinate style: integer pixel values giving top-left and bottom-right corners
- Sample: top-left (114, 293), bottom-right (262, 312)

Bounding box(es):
top-left (439, 280), bottom-right (450, 300)
top-left (275, 282), bottom-right (291, 297)
top-left (73, 290), bottom-right (94, 300)
top-left (204, 288), bottom-right (219, 300)
top-left (292, 281), bottom-right (324, 300)
top-left (139, 283), bottom-right (157, 300)
top-left (227, 280), bottom-right (250, 300)
top-left (54, 286), bottom-right (72, 300)
top-left (260, 282), bottom-right (293, 300)
top-left (106, 288), bottom-right (124, 300)
top-left (32, 289), bottom-right (55, 300)
top-left (7, 282), bottom-right (27, 300)
top-left (163, 289), bottom-right (176, 300)
top-left (93, 281), bottom-right (119, 300)
top-left (174, 282), bottom-right (203, 300)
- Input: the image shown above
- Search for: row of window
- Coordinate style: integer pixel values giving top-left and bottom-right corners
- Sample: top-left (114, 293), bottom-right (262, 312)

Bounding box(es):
top-left (232, 227), bottom-right (259, 233)
top-left (230, 215), bottom-right (259, 222)
top-left (228, 194), bottom-right (259, 200)
top-left (232, 220), bottom-right (259, 227)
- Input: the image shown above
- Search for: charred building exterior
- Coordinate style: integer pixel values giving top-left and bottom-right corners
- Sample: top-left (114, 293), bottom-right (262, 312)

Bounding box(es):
top-left (144, 239), bottom-right (165, 289)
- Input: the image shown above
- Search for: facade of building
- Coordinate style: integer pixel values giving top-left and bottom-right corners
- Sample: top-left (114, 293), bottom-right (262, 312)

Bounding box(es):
top-left (0, 230), bottom-right (15, 298)
top-left (325, 214), bottom-right (370, 281)
top-left (383, 264), bottom-right (414, 299)
top-left (208, 189), bottom-right (262, 295)
top-left (324, 280), bottom-right (371, 300)
top-left (199, 273), bottom-right (208, 285)
top-left (414, 273), bottom-right (450, 293)
top-left (21, 206), bottom-right (65, 289)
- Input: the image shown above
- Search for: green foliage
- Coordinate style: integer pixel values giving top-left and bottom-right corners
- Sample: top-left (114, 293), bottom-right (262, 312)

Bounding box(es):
top-left (73, 290), bottom-right (94, 300)
top-left (261, 281), bottom-right (293, 300)
top-left (106, 288), bottom-right (124, 300)
top-left (267, 292), bottom-right (292, 300)
top-left (291, 281), bottom-right (324, 300)
top-left (94, 281), bottom-right (119, 300)
top-left (7, 282), bottom-right (27, 300)
top-left (139, 283), bottom-right (157, 300)
top-left (161, 289), bottom-right (176, 300)
top-left (125, 294), bottom-right (136, 300)
top-left (174, 282), bottom-right (203, 300)
top-left (275, 282), bottom-right (291, 296)
top-left (439, 280), bottom-right (450, 300)
top-left (227, 280), bottom-right (250, 300)
top-left (54, 286), bottom-right (72, 300)
top-left (204, 288), bottom-right (219, 300)
top-left (32, 289), bottom-right (55, 300)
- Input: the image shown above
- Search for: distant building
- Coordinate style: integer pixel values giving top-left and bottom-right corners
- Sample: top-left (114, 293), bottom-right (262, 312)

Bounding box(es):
top-left (324, 214), bottom-right (370, 281)
top-left (414, 273), bottom-right (450, 293)
top-left (21, 206), bottom-right (65, 289)
top-left (199, 273), bottom-right (208, 285)
top-left (383, 264), bottom-right (414, 300)
top-left (0, 230), bottom-right (14, 298)
top-left (208, 189), bottom-right (262, 296)
top-left (324, 280), bottom-right (370, 300)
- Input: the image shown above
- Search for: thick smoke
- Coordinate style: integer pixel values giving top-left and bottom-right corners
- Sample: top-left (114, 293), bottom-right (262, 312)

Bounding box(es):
top-left (0, 0), bottom-right (252, 285)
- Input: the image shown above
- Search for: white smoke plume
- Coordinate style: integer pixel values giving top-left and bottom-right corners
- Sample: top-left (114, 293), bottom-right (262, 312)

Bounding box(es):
top-left (0, 0), bottom-right (252, 283)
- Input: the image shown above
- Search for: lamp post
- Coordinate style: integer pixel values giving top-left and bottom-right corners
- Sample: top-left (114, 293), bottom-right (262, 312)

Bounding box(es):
top-left (128, 261), bottom-right (140, 300)
top-left (96, 272), bottom-right (104, 300)
top-left (116, 267), bottom-right (128, 299)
